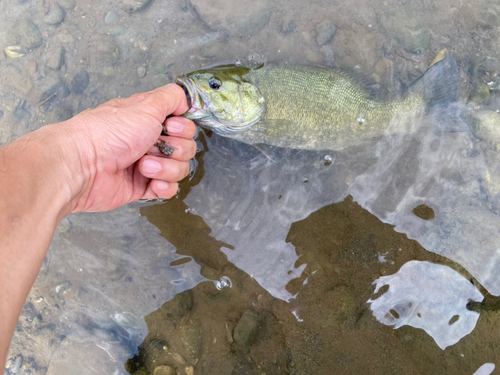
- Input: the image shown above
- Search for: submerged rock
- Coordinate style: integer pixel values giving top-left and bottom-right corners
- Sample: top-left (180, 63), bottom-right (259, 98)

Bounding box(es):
top-left (191, 0), bottom-right (272, 36)
top-left (104, 11), bottom-right (119, 24)
top-left (233, 309), bottom-right (262, 352)
top-left (43, 4), bottom-right (65, 25)
top-left (70, 70), bottom-right (90, 95)
top-left (315, 20), bottom-right (336, 46)
top-left (9, 19), bottom-right (43, 49)
top-left (45, 46), bottom-right (65, 70)
top-left (470, 110), bottom-right (500, 144)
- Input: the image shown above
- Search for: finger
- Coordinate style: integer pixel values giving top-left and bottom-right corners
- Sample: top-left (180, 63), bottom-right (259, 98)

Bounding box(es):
top-left (138, 156), bottom-right (190, 181)
top-left (151, 179), bottom-right (179, 199)
top-left (164, 117), bottom-right (196, 139)
top-left (140, 180), bottom-right (179, 200)
top-left (148, 136), bottom-right (196, 161)
top-left (138, 84), bottom-right (190, 123)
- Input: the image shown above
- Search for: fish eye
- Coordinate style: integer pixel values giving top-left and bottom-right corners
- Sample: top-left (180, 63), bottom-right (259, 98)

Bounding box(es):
top-left (208, 77), bottom-right (221, 90)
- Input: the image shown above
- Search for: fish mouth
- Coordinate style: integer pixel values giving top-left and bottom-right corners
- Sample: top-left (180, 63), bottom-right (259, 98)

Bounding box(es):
top-left (175, 75), bottom-right (192, 109)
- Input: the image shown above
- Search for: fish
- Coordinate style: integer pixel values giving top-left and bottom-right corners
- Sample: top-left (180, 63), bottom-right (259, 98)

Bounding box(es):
top-left (175, 57), bottom-right (459, 151)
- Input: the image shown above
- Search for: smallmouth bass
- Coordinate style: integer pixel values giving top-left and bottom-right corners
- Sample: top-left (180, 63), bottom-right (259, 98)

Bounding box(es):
top-left (176, 57), bottom-right (459, 151)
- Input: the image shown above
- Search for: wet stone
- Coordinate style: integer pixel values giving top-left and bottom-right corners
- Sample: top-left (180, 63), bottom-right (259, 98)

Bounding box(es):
top-left (153, 365), bottom-right (176, 375)
top-left (45, 46), bottom-right (65, 70)
top-left (122, 0), bottom-right (153, 13)
top-left (43, 4), bottom-right (65, 25)
top-left (104, 11), bottom-right (119, 25)
top-left (478, 57), bottom-right (499, 74)
top-left (137, 66), bottom-right (146, 78)
top-left (70, 70), bottom-right (90, 95)
top-left (315, 20), bottom-right (336, 46)
top-left (470, 110), bottom-right (500, 144)
top-left (469, 85), bottom-right (490, 106)
top-left (412, 205), bottom-right (435, 220)
top-left (10, 19), bottom-right (43, 49)
top-left (233, 309), bottom-right (262, 352)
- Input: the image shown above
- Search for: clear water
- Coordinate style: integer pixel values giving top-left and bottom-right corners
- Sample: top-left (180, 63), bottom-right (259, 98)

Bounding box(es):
top-left (2, 0), bottom-right (500, 374)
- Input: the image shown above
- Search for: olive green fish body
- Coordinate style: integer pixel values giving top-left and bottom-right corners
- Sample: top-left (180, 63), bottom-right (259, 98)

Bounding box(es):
top-left (233, 66), bottom-right (426, 150)
top-left (177, 57), bottom-right (458, 151)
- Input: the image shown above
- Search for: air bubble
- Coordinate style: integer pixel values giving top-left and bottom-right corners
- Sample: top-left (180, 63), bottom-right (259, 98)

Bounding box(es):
top-left (214, 276), bottom-right (232, 290)
top-left (324, 155), bottom-right (333, 166)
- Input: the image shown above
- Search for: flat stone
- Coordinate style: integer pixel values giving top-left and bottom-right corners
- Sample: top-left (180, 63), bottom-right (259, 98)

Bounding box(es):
top-left (191, 0), bottom-right (272, 36)
top-left (105, 11), bottom-right (119, 24)
top-left (470, 110), bottom-right (500, 143)
top-left (315, 20), bottom-right (336, 46)
top-left (43, 4), bottom-right (65, 25)
top-left (70, 70), bottom-right (90, 95)
top-left (137, 66), bottom-right (146, 78)
top-left (478, 57), bottom-right (499, 74)
top-left (10, 19), bottom-right (43, 49)
top-left (233, 309), bottom-right (262, 352)
top-left (469, 85), bottom-right (490, 106)
top-left (45, 46), bottom-right (65, 70)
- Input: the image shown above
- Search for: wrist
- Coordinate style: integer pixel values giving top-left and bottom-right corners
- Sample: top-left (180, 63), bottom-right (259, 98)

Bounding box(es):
top-left (1, 124), bottom-right (88, 221)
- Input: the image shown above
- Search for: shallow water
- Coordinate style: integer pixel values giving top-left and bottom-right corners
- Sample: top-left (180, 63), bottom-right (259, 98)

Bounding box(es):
top-left (2, 0), bottom-right (500, 374)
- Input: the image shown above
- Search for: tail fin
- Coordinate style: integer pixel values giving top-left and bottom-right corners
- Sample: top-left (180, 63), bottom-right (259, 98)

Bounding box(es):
top-left (408, 56), bottom-right (459, 107)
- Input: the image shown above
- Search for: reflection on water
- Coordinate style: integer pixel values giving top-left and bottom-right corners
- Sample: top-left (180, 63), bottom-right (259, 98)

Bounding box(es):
top-left (2, 0), bottom-right (500, 373)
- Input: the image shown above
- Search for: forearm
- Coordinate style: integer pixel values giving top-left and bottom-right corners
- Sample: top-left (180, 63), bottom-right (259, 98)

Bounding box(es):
top-left (0, 128), bottom-right (74, 366)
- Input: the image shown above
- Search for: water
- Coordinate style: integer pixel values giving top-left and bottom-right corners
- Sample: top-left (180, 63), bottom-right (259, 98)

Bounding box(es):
top-left (2, 0), bottom-right (500, 374)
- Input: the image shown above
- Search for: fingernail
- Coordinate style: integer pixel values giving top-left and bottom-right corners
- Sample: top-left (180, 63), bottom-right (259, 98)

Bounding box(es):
top-left (142, 159), bottom-right (161, 174)
top-left (167, 120), bottom-right (183, 134)
top-left (157, 180), bottom-right (169, 190)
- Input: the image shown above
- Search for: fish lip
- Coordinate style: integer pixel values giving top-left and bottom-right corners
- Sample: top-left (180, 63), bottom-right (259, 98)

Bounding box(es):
top-left (175, 75), bottom-right (193, 110)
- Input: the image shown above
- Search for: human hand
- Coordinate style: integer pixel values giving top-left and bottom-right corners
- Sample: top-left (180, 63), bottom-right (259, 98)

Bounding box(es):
top-left (36, 83), bottom-right (196, 213)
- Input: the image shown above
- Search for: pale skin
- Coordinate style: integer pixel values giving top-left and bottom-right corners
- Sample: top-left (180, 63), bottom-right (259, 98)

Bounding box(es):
top-left (0, 84), bottom-right (197, 367)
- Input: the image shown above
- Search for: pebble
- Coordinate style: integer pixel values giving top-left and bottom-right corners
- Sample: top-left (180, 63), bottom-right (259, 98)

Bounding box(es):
top-left (153, 365), bottom-right (176, 375)
top-left (470, 110), bottom-right (500, 143)
top-left (43, 4), bottom-right (65, 25)
top-left (11, 19), bottom-right (43, 49)
top-left (122, 0), bottom-right (153, 13)
top-left (104, 11), bottom-right (119, 24)
top-left (478, 57), bottom-right (499, 74)
top-left (185, 366), bottom-right (194, 375)
top-left (70, 70), bottom-right (90, 95)
top-left (469, 85), bottom-right (490, 106)
top-left (55, 280), bottom-right (72, 294)
top-left (233, 309), bottom-right (262, 352)
top-left (315, 20), bottom-right (336, 45)
top-left (137, 66), bottom-right (146, 78)
top-left (45, 46), bottom-right (65, 70)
